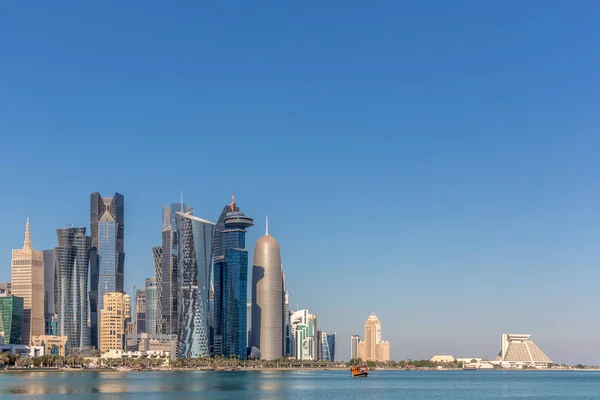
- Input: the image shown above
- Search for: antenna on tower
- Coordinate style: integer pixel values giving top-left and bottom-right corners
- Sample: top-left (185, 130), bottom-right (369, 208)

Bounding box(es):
top-left (266, 215), bottom-right (269, 235)
top-left (181, 190), bottom-right (184, 213)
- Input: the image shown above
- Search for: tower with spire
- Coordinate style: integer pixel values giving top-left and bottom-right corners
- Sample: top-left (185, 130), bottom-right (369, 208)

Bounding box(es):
top-left (212, 193), bottom-right (254, 358)
top-left (11, 218), bottom-right (45, 344)
top-left (251, 216), bottom-right (284, 360)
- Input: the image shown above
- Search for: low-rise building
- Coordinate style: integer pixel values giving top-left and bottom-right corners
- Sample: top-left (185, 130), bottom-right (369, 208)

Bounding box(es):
top-left (430, 355), bottom-right (455, 363)
top-left (0, 344), bottom-right (44, 357)
top-left (31, 335), bottom-right (68, 356)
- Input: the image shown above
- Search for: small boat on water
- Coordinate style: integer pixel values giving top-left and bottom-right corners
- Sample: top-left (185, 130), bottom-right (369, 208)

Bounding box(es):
top-left (463, 364), bottom-right (479, 371)
top-left (350, 364), bottom-right (369, 377)
top-left (114, 366), bottom-right (133, 372)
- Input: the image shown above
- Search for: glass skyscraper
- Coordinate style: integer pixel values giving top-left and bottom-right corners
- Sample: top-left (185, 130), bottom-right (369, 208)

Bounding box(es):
top-left (55, 227), bottom-right (92, 349)
top-left (135, 289), bottom-right (146, 334)
top-left (152, 246), bottom-right (162, 334)
top-left (43, 249), bottom-right (57, 336)
top-left (160, 203), bottom-right (192, 336)
top-left (321, 332), bottom-right (336, 361)
top-left (145, 277), bottom-right (158, 335)
top-left (213, 195), bottom-right (253, 359)
top-left (0, 295), bottom-right (24, 344)
top-left (175, 211), bottom-right (215, 358)
top-left (90, 192), bottom-right (125, 349)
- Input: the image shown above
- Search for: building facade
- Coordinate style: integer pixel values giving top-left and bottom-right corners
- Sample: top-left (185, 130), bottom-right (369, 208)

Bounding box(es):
top-left (0, 283), bottom-right (11, 296)
top-left (0, 296), bottom-right (24, 344)
top-left (290, 309), bottom-right (318, 360)
top-left (31, 335), bottom-right (68, 356)
top-left (350, 335), bottom-right (360, 360)
top-left (90, 192), bottom-right (125, 349)
top-left (175, 212), bottom-right (215, 358)
top-left (100, 292), bottom-right (131, 352)
top-left (135, 289), bottom-right (146, 334)
top-left (213, 195), bottom-right (253, 359)
top-left (145, 277), bottom-right (158, 335)
top-left (11, 219), bottom-right (44, 344)
top-left (358, 313), bottom-right (390, 362)
top-left (251, 219), bottom-right (283, 360)
top-left (42, 249), bottom-right (57, 335)
top-left (321, 332), bottom-right (336, 361)
top-left (151, 246), bottom-right (162, 333)
top-left (54, 227), bottom-right (92, 349)
top-left (160, 203), bottom-right (192, 336)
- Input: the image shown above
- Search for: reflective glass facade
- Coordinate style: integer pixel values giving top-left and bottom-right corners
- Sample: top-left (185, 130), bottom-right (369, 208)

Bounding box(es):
top-left (55, 227), bottom-right (91, 349)
top-left (160, 203), bottom-right (192, 336)
top-left (0, 296), bottom-right (24, 344)
top-left (176, 212), bottom-right (214, 358)
top-left (152, 246), bottom-right (162, 334)
top-left (321, 332), bottom-right (336, 361)
top-left (145, 277), bottom-right (158, 335)
top-left (90, 192), bottom-right (125, 349)
top-left (43, 249), bottom-right (56, 335)
top-left (135, 289), bottom-right (146, 334)
top-left (213, 201), bottom-right (253, 359)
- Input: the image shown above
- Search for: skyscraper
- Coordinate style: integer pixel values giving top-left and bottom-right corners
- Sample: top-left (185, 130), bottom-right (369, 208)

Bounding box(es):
top-left (350, 335), bottom-right (360, 360)
top-left (42, 249), bottom-right (57, 335)
top-left (251, 218), bottom-right (284, 360)
top-left (358, 313), bottom-right (390, 362)
top-left (321, 332), bottom-right (336, 361)
top-left (55, 227), bottom-right (91, 349)
top-left (160, 202), bottom-right (192, 336)
top-left (290, 309), bottom-right (317, 360)
top-left (152, 246), bottom-right (162, 333)
top-left (135, 289), bottom-right (146, 334)
top-left (90, 192), bottom-right (125, 348)
top-left (11, 218), bottom-right (44, 344)
top-left (213, 194), bottom-right (253, 359)
top-left (145, 277), bottom-right (158, 335)
top-left (175, 211), bottom-right (215, 358)
top-left (0, 295), bottom-right (24, 344)
top-left (100, 291), bottom-right (130, 352)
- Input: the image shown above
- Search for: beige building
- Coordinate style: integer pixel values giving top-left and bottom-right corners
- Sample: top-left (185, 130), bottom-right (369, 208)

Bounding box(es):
top-left (357, 313), bottom-right (391, 362)
top-left (31, 335), bottom-right (68, 356)
top-left (100, 292), bottom-right (131, 352)
top-left (11, 218), bottom-right (44, 344)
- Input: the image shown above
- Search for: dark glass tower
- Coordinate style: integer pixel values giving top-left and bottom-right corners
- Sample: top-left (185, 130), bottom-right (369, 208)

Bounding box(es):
top-left (159, 202), bottom-right (192, 336)
top-left (176, 211), bottom-right (215, 358)
top-left (89, 192), bottom-right (125, 349)
top-left (55, 227), bottom-right (91, 349)
top-left (213, 194), bottom-right (253, 359)
top-left (43, 249), bottom-right (57, 335)
top-left (0, 296), bottom-right (24, 344)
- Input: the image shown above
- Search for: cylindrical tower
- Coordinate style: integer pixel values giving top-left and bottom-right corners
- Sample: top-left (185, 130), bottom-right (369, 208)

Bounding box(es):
top-left (251, 218), bottom-right (283, 360)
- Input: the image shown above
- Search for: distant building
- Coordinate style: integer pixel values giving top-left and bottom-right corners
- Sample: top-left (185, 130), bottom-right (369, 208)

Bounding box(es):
top-left (11, 219), bottom-right (44, 344)
top-left (358, 313), bottom-right (390, 362)
top-left (175, 212), bottom-right (215, 358)
top-left (160, 202), bottom-right (192, 336)
top-left (145, 277), bottom-right (158, 334)
top-left (31, 335), bottom-right (68, 356)
top-left (54, 227), bottom-right (92, 349)
top-left (290, 309), bottom-right (317, 360)
top-left (135, 289), bottom-right (146, 334)
top-left (0, 282), bottom-right (11, 296)
top-left (100, 292), bottom-right (131, 352)
top-left (212, 194), bottom-right (253, 359)
top-left (430, 355), bottom-right (455, 363)
top-left (89, 192), bottom-right (125, 349)
top-left (42, 249), bottom-right (57, 335)
top-left (251, 218), bottom-right (283, 360)
top-left (350, 335), bottom-right (360, 360)
top-left (321, 332), bottom-right (336, 361)
top-left (0, 344), bottom-right (44, 357)
top-left (0, 295), bottom-right (24, 344)
top-left (151, 247), bottom-right (162, 332)
top-left (126, 333), bottom-right (178, 360)
top-left (499, 334), bottom-right (552, 369)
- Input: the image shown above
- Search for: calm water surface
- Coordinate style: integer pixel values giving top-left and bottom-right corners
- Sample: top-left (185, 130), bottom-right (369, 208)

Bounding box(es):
top-left (1, 370), bottom-right (600, 399)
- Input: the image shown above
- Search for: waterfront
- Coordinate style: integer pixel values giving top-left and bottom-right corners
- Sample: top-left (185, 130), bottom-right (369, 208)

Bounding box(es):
top-left (1, 370), bottom-right (600, 399)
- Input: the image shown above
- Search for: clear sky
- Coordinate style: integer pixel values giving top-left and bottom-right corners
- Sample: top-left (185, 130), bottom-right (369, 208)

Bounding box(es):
top-left (1, 1), bottom-right (599, 364)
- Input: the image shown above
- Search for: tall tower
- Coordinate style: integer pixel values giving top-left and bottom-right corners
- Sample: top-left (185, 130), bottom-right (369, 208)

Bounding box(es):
top-left (145, 277), bottom-right (158, 335)
top-left (175, 212), bottom-right (215, 358)
top-left (100, 292), bottom-right (130, 352)
top-left (11, 218), bottom-right (44, 344)
top-left (360, 312), bottom-right (390, 361)
top-left (213, 194), bottom-right (254, 358)
top-left (159, 202), bottom-right (192, 336)
top-left (89, 192), bottom-right (125, 349)
top-left (135, 289), bottom-right (146, 334)
top-left (55, 227), bottom-right (92, 349)
top-left (251, 217), bottom-right (283, 360)
top-left (42, 249), bottom-right (57, 335)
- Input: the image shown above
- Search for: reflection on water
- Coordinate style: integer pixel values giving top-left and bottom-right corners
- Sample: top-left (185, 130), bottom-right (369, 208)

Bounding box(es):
top-left (1, 370), bottom-right (600, 399)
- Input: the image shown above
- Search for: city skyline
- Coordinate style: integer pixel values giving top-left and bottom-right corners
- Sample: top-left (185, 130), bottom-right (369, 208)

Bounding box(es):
top-left (2, 2), bottom-right (600, 364)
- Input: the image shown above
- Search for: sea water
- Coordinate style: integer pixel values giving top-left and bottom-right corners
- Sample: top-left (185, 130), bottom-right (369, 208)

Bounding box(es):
top-left (1, 370), bottom-right (599, 399)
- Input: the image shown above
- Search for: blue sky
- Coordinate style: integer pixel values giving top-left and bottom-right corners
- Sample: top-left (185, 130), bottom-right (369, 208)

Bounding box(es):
top-left (1, 1), bottom-right (599, 363)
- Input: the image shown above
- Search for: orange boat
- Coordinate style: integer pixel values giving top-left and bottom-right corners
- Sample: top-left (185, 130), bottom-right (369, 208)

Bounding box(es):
top-left (350, 364), bottom-right (369, 377)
